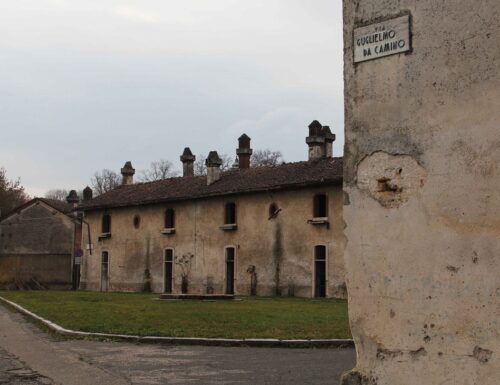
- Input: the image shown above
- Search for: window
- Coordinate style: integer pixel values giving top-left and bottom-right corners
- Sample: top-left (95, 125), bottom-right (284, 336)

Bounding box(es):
top-left (133, 215), bottom-right (141, 229)
top-left (313, 194), bottom-right (328, 218)
top-left (225, 203), bottom-right (236, 225)
top-left (165, 209), bottom-right (175, 229)
top-left (102, 213), bottom-right (111, 233)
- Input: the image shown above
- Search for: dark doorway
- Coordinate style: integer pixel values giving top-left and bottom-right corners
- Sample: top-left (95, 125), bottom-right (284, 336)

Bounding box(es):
top-left (164, 249), bottom-right (174, 293)
top-left (225, 247), bottom-right (235, 294)
top-left (314, 245), bottom-right (326, 297)
top-left (101, 251), bottom-right (109, 292)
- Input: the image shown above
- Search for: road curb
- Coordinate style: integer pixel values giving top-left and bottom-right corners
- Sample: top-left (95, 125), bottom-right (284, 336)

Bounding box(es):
top-left (0, 296), bottom-right (354, 349)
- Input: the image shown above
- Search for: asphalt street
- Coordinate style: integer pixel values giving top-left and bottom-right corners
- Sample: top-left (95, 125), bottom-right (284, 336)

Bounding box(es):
top-left (0, 304), bottom-right (355, 385)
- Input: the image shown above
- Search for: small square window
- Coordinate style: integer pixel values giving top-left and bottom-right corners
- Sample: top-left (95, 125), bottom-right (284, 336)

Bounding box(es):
top-left (102, 213), bottom-right (111, 233)
top-left (165, 209), bottom-right (175, 229)
top-left (225, 203), bottom-right (236, 225)
top-left (313, 194), bottom-right (328, 218)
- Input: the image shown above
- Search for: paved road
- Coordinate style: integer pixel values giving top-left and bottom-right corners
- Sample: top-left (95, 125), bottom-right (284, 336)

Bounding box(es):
top-left (0, 346), bottom-right (54, 385)
top-left (0, 304), bottom-right (355, 385)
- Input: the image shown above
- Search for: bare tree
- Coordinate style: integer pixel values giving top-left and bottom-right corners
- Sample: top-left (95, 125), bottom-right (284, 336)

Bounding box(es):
top-left (250, 149), bottom-right (284, 167)
top-left (194, 154), bottom-right (233, 176)
top-left (194, 154), bottom-right (207, 176)
top-left (44, 189), bottom-right (69, 201)
top-left (139, 159), bottom-right (178, 182)
top-left (220, 154), bottom-right (234, 171)
top-left (90, 169), bottom-right (121, 196)
top-left (45, 189), bottom-right (84, 201)
top-left (0, 167), bottom-right (30, 217)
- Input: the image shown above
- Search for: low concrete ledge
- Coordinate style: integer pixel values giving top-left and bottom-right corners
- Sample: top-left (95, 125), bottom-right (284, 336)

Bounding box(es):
top-left (159, 294), bottom-right (235, 301)
top-left (0, 296), bottom-right (354, 349)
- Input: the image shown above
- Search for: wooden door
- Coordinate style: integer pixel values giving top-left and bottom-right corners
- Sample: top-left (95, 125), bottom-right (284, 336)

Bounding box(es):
top-left (101, 252), bottom-right (109, 292)
top-left (314, 246), bottom-right (326, 298)
top-left (164, 249), bottom-right (173, 293)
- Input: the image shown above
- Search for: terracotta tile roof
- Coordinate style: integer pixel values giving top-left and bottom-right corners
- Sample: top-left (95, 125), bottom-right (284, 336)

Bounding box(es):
top-left (39, 198), bottom-right (74, 214)
top-left (78, 157), bottom-right (343, 211)
top-left (0, 198), bottom-right (74, 221)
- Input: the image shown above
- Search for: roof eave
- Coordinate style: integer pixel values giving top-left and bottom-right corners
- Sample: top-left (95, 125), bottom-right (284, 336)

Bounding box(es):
top-left (77, 177), bottom-right (343, 212)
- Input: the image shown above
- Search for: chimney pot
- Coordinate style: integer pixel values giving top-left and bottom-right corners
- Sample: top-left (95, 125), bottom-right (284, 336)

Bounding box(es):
top-left (66, 190), bottom-right (79, 205)
top-left (308, 120), bottom-right (323, 136)
top-left (83, 186), bottom-right (93, 201)
top-left (180, 147), bottom-right (196, 177)
top-left (205, 151), bottom-right (223, 185)
top-left (322, 126), bottom-right (336, 158)
top-left (306, 120), bottom-right (325, 160)
top-left (236, 133), bottom-right (253, 169)
top-left (121, 161), bottom-right (135, 185)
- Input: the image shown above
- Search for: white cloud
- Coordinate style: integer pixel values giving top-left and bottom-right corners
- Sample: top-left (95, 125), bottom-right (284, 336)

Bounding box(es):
top-left (113, 5), bottom-right (161, 24)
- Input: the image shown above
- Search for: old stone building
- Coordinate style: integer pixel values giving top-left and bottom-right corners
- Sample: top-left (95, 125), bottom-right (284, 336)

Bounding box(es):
top-left (78, 123), bottom-right (346, 298)
top-left (342, 1), bottom-right (499, 384)
top-left (0, 193), bottom-right (83, 289)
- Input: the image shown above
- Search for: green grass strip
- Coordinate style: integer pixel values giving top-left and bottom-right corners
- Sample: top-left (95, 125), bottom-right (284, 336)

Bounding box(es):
top-left (0, 291), bottom-right (351, 340)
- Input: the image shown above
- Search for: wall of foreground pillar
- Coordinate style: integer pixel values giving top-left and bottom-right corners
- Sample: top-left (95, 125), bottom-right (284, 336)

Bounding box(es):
top-left (342, 1), bottom-right (499, 384)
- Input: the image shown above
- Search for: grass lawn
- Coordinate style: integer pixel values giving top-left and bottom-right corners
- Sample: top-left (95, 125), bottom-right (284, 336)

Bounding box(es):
top-left (0, 291), bottom-right (350, 339)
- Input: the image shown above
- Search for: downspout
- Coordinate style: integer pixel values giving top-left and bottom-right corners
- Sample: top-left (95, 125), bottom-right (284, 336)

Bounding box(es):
top-left (81, 219), bottom-right (93, 255)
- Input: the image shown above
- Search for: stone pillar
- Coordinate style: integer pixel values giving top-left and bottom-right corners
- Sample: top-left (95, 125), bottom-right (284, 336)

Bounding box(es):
top-left (341, 2), bottom-right (500, 385)
top-left (306, 120), bottom-right (325, 160)
top-left (180, 147), bottom-right (196, 177)
top-left (236, 134), bottom-right (253, 169)
top-left (205, 151), bottom-right (222, 185)
top-left (120, 161), bottom-right (135, 185)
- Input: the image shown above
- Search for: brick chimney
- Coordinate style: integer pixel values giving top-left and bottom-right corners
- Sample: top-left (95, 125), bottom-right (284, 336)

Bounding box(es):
top-left (236, 134), bottom-right (253, 169)
top-left (205, 151), bottom-right (222, 185)
top-left (121, 161), bottom-right (135, 185)
top-left (306, 120), bottom-right (325, 160)
top-left (66, 190), bottom-right (79, 206)
top-left (180, 147), bottom-right (196, 177)
top-left (322, 126), bottom-right (336, 158)
top-left (83, 186), bottom-right (93, 201)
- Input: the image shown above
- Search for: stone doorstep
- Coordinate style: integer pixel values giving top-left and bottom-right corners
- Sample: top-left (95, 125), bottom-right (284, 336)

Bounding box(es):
top-left (0, 296), bottom-right (354, 349)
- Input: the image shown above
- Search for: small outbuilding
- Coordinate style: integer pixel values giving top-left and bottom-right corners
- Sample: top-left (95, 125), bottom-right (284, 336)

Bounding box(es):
top-left (0, 193), bottom-right (83, 290)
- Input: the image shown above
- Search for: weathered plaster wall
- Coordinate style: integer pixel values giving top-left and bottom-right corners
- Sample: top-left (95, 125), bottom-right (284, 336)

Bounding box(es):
top-left (342, 1), bottom-right (499, 384)
top-left (80, 185), bottom-right (346, 298)
top-left (0, 202), bottom-right (74, 288)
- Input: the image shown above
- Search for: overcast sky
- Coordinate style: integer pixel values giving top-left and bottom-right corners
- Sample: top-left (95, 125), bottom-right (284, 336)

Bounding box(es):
top-left (0, 0), bottom-right (344, 197)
